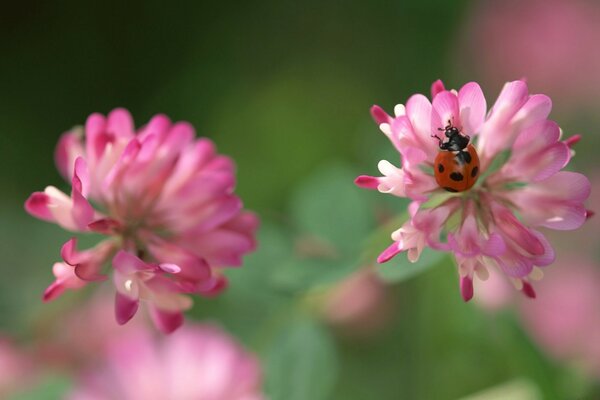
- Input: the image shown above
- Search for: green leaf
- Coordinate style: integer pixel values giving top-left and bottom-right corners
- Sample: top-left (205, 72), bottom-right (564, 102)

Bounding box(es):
top-left (9, 374), bottom-right (71, 400)
top-left (376, 248), bottom-right (449, 283)
top-left (265, 317), bottom-right (338, 400)
top-left (290, 163), bottom-right (373, 256)
top-left (270, 257), bottom-right (361, 292)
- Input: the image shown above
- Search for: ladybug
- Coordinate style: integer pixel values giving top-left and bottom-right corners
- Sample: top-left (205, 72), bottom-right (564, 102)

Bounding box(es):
top-left (431, 122), bottom-right (480, 192)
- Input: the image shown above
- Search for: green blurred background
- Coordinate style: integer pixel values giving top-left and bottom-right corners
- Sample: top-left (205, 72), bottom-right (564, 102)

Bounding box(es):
top-left (1, 1), bottom-right (599, 399)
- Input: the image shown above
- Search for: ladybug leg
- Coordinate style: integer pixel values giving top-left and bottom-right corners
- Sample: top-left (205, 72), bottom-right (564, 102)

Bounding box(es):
top-left (431, 134), bottom-right (444, 148)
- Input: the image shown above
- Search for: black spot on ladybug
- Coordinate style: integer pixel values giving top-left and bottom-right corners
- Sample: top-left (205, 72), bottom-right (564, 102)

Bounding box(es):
top-left (443, 186), bottom-right (458, 193)
top-left (438, 164), bottom-right (444, 173)
top-left (450, 172), bottom-right (464, 182)
top-left (471, 166), bottom-right (479, 178)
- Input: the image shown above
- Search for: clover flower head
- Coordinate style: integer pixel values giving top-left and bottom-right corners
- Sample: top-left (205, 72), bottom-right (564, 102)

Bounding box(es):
top-left (69, 324), bottom-right (264, 400)
top-left (26, 109), bottom-right (258, 333)
top-left (356, 80), bottom-right (591, 300)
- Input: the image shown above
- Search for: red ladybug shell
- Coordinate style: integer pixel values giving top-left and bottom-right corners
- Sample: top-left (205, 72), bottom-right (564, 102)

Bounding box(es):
top-left (434, 144), bottom-right (480, 192)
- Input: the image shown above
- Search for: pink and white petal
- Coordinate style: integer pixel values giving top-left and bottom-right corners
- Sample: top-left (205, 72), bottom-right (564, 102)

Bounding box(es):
top-left (431, 91), bottom-right (460, 133)
top-left (43, 262), bottom-right (87, 302)
top-left (24, 192), bottom-right (54, 222)
top-left (33, 186), bottom-right (91, 231)
top-left (375, 160), bottom-right (407, 197)
top-left (511, 172), bottom-right (591, 230)
top-left (458, 82), bottom-right (487, 135)
top-left (115, 291), bottom-right (140, 325)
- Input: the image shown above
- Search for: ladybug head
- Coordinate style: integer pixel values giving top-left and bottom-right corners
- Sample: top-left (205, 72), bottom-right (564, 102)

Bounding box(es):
top-left (444, 126), bottom-right (460, 138)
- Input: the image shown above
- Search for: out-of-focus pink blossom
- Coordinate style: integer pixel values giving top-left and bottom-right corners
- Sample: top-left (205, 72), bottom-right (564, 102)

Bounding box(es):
top-left (519, 258), bottom-right (600, 378)
top-left (323, 268), bottom-right (393, 336)
top-left (357, 80), bottom-right (590, 301)
top-left (38, 291), bottom-right (147, 367)
top-left (0, 337), bottom-right (35, 397)
top-left (464, 0), bottom-right (600, 112)
top-left (25, 109), bottom-right (258, 333)
top-left (69, 324), bottom-right (264, 400)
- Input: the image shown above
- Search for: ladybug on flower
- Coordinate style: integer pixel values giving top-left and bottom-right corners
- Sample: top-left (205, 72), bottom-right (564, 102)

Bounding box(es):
top-left (356, 79), bottom-right (591, 301)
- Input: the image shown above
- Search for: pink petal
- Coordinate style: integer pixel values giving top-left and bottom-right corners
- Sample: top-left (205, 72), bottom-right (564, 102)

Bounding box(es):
top-left (113, 251), bottom-right (151, 274)
top-left (159, 263), bottom-right (181, 274)
top-left (458, 82), bottom-right (487, 135)
top-left (430, 79), bottom-right (445, 99)
top-left (529, 230), bottom-right (555, 267)
top-left (492, 80), bottom-right (529, 115)
top-left (460, 275), bottom-right (474, 302)
top-left (197, 275), bottom-right (228, 297)
top-left (137, 113), bottom-right (172, 142)
top-left (431, 91), bottom-right (460, 133)
top-left (492, 203), bottom-right (545, 256)
top-left (88, 218), bottom-right (122, 234)
top-left (377, 242), bottom-right (403, 263)
top-left (54, 131), bottom-right (84, 181)
top-left (84, 113), bottom-right (110, 167)
top-left (370, 105), bottom-right (392, 125)
top-left (106, 108), bottom-right (134, 138)
top-left (61, 238), bottom-right (80, 266)
top-left (521, 281), bottom-right (536, 299)
top-left (354, 175), bottom-right (380, 189)
top-left (150, 307), bottom-right (184, 334)
top-left (512, 94), bottom-right (552, 130)
top-left (564, 134), bottom-right (581, 148)
top-left (74, 263), bottom-right (108, 282)
top-left (512, 172), bottom-right (591, 230)
top-left (24, 192), bottom-right (53, 222)
top-left (43, 281), bottom-right (65, 302)
top-left (69, 158), bottom-right (95, 230)
top-left (405, 94), bottom-right (433, 143)
top-left (43, 262), bottom-right (86, 302)
top-left (500, 120), bottom-right (570, 182)
top-left (482, 233), bottom-right (506, 257)
top-left (115, 292), bottom-right (139, 325)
